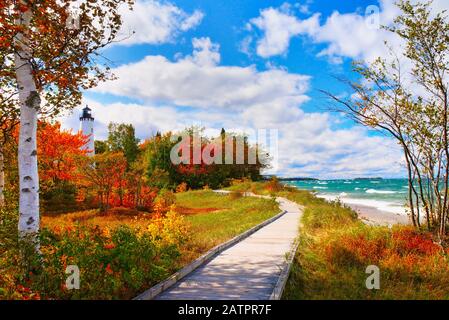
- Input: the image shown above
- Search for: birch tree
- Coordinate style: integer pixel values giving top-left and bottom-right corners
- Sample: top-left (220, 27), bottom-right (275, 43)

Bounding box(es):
top-left (0, 0), bottom-right (134, 247)
top-left (324, 0), bottom-right (449, 243)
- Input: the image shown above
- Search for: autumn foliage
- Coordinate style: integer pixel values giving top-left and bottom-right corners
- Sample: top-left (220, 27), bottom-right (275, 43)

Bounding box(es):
top-left (3, 121), bottom-right (158, 213)
top-left (278, 186), bottom-right (449, 300)
top-left (37, 122), bottom-right (87, 183)
top-left (0, 0), bottom-right (134, 114)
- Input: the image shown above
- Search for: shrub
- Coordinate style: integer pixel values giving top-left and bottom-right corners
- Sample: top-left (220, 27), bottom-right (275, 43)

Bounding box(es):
top-left (147, 206), bottom-right (190, 247)
top-left (41, 183), bottom-right (79, 214)
top-left (175, 182), bottom-right (188, 193)
top-left (229, 178), bottom-right (252, 191)
top-left (302, 203), bottom-right (357, 230)
top-left (228, 191), bottom-right (243, 200)
top-left (265, 177), bottom-right (282, 193)
top-left (153, 189), bottom-right (176, 216)
top-left (324, 230), bottom-right (387, 267)
top-left (391, 226), bottom-right (441, 256)
top-left (0, 206), bottom-right (187, 299)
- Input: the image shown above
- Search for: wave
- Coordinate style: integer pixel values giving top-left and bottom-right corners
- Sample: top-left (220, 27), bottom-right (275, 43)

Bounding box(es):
top-left (313, 186), bottom-right (328, 189)
top-left (366, 189), bottom-right (397, 194)
top-left (317, 194), bottom-right (407, 215)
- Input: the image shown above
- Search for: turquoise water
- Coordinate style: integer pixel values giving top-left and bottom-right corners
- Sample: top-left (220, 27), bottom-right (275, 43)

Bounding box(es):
top-left (285, 179), bottom-right (409, 214)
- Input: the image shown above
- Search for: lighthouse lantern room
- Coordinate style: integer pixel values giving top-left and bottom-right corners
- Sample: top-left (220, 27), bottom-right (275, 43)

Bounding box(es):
top-left (79, 106), bottom-right (95, 156)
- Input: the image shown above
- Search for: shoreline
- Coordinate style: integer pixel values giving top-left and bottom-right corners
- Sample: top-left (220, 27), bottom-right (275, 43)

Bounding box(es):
top-left (345, 202), bottom-right (409, 226)
top-left (316, 194), bottom-right (410, 226)
top-left (284, 183), bottom-right (411, 226)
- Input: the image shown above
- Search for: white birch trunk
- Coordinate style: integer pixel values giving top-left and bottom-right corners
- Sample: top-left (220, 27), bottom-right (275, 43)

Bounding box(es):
top-left (14, 5), bottom-right (40, 242)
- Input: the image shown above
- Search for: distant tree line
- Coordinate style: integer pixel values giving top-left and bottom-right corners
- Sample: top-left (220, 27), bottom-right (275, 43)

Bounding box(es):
top-left (96, 125), bottom-right (269, 190)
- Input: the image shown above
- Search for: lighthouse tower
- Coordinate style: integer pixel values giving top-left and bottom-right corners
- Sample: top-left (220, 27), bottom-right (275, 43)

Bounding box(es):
top-left (79, 106), bottom-right (95, 156)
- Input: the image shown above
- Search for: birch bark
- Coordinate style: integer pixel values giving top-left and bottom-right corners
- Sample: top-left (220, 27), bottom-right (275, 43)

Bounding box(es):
top-left (14, 4), bottom-right (41, 242)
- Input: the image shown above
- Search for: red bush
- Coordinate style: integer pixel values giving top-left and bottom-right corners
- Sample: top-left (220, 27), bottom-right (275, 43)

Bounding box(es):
top-left (325, 234), bottom-right (387, 266)
top-left (391, 227), bottom-right (440, 256)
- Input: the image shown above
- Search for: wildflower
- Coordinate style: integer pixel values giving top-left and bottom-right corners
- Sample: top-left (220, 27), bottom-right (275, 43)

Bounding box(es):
top-left (60, 254), bottom-right (68, 267)
top-left (53, 226), bottom-right (62, 235)
top-left (105, 264), bottom-right (114, 275)
top-left (102, 227), bottom-right (111, 239)
top-left (65, 225), bottom-right (75, 234)
top-left (31, 293), bottom-right (41, 300)
top-left (104, 243), bottom-right (116, 250)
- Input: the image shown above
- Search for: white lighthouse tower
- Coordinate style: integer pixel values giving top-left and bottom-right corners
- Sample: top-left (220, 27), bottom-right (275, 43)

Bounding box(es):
top-left (79, 106), bottom-right (95, 156)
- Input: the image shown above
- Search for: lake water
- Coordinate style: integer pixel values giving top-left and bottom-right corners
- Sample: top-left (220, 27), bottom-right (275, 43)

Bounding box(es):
top-left (285, 179), bottom-right (409, 215)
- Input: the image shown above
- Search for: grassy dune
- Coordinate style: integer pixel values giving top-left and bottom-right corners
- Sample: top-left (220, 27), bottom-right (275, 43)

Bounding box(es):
top-left (283, 189), bottom-right (449, 299)
top-left (228, 180), bottom-right (449, 300)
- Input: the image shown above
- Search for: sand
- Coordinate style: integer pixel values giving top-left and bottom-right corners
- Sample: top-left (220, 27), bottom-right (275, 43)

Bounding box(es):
top-left (346, 203), bottom-right (409, 226)
top-left (315, 194), bottom-right (410, 226)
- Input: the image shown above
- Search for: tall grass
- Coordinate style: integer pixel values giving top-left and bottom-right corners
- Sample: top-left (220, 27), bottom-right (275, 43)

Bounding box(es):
top-left (282, 187), bottom-right (449, 300)
top-left (228, 180), bottom-right (449, 300)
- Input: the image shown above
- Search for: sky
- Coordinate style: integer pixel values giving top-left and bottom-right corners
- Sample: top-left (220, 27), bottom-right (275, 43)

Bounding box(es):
top-left (60, 0), bottom-right (449, 179)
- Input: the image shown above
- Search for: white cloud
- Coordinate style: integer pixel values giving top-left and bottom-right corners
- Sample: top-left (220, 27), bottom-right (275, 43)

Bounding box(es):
top-left (238, 36), bottom-right (253, 56)
top-left (65, 37), bottom-right (404, 178)
top-left (189, 37), bottom-right (221, 66)
top-left (180, 10), bottom-right (205, 31)
top-left (304, 1), bottom-right (401, 64)
top-left (94, 38), bottom-right (311, 109)
top-left (250, 6), bottom-right (320, 58)
top-left (248, 0), bottom-right (449, 63)
top-left (299, 0), bottom-right (449, 64)
top-left (117, 0), bottom-right (204, 45)
top-left (63, 98), bottom-right (403, 179)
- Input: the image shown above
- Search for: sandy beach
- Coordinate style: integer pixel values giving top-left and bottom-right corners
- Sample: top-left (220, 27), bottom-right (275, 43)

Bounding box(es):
top-left (345, 203), bottom-right (409, 226)
top-left (315, 194), bottom-right (410, 226)
top-left (286, 179), bottom-right (414, 227)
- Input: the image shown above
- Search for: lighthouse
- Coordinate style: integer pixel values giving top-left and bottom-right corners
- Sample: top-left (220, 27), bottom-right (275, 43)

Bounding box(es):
top-left (79, 106), bottom-right (95, 156)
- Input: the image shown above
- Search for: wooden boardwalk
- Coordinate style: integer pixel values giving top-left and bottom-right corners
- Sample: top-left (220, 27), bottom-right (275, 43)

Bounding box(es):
top-left (155, 195), bottom-right (302, 300)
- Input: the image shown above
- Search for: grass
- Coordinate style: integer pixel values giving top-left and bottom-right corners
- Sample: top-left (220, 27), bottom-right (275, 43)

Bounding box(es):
top-left (229, 179), bottom-right (449, 300)
top-left (176, 190), bottom-right (279, 263)
top-left (0, 189), bottom-right (280, 300)
top-left (41, 208), bottom-right (153, 231)
top-left (42, 189), bottom-right (280, 271)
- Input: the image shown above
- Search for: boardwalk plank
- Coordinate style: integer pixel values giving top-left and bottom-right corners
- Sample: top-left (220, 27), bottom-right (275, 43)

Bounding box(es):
top-left (155, 197), bottom-right (302, 300)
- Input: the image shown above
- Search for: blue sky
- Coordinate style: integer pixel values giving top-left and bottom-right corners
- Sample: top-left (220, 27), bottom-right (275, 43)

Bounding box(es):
top-left (63, 0), bottom-right (444, 178)
top-left (93, 0), bottom-right (363, 112)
